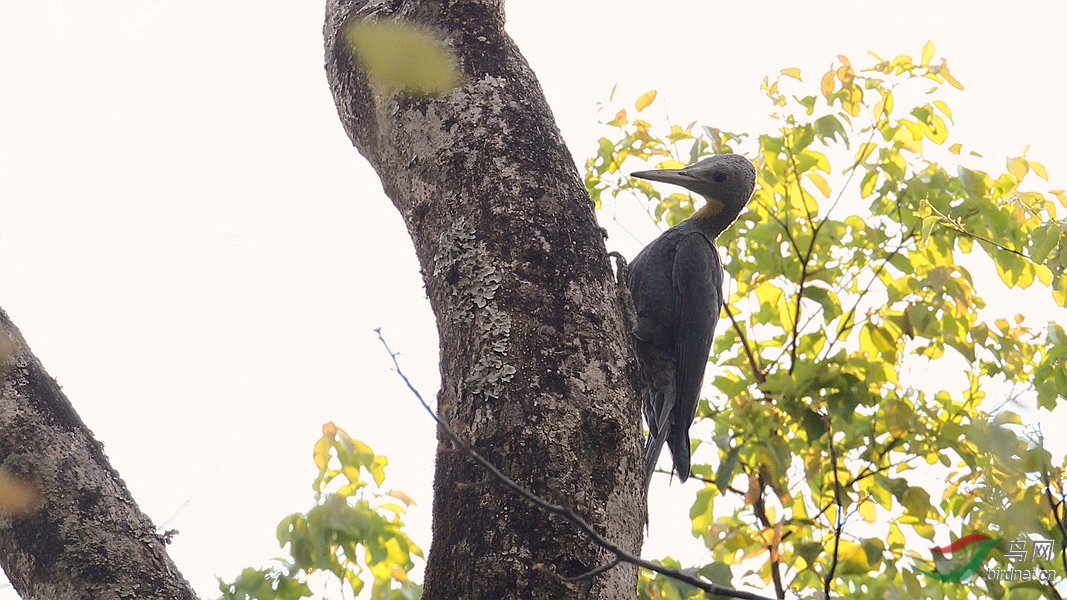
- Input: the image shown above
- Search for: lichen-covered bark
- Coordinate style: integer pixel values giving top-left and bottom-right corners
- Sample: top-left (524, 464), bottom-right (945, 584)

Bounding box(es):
top-left (324, 1), bottom-right (644, 599)
top-left (0, 308), bottom-right (198, 600)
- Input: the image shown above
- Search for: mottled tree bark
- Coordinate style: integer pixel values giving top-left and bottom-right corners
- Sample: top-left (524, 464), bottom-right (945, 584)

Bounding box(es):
top-left (323, 1), bottom-right (644, 599)
top-left (0, 308), bottom-right (198, 600)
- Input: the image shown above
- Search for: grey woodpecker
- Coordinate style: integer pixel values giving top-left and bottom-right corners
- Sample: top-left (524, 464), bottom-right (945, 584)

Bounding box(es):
top-left (628, 154), bottom-right (756, 489)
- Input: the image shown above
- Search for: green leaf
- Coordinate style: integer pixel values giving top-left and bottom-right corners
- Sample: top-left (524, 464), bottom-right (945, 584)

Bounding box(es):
top-left (715, 446), bottom-right (741, 494)
top-left (345, 21), bottom-right (459, 95)
top-left (1029, 221), bottom-right (1059, 263)
top-left (813, 114), bottom-right (848, 146)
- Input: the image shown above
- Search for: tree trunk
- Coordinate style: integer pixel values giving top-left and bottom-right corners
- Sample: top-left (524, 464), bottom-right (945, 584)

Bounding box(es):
top-left (323, 2), bottom-right (644, 599)
top-left (0, 308), bottom-right (198, 599)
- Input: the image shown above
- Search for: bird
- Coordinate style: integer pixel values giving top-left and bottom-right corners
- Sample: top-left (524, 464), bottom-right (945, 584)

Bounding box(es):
top-left (627, 153), bottom-right (756, 490)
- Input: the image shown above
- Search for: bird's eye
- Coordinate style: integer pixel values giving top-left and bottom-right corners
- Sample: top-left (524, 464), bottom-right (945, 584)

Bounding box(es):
top-left (712, 172), bottom-right (728, 183)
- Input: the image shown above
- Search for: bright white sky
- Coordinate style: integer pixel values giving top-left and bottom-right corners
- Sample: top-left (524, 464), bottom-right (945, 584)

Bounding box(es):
top-left (1, 1), bottom-right (1065, 598)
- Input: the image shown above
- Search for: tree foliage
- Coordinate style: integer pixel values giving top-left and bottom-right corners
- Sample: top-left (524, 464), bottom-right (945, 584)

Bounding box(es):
top-left (586, 42), bottom-right (1067, 599)
top-left (228, 43), bottom-right (1067, 600)
top-left (218, 423), bottom-right (422, 600)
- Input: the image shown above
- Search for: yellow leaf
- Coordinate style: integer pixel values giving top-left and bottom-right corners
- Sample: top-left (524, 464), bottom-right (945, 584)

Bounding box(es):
top-left (920, 40), bottom-right (935, 66)
top-left (1051, 190), bottom-right (1067, 209)
top-left (859, 499), bottom-right (877, 523)
top-left (941, 64), bottom-right (964, 90)
top-left (655, 159), bottom-right (689, 170)
top-left (1031, 160), bottom-right (1049, 180)
top-left (820, 70), bottom-right (835, 97)
top-left (873, 91), bottom-right (894, 118)
top-left (948, 143), bottom-right (962, 155)
top-left (388, 489), bottom-right (417, 506)
top-left (635, 90), bottom-right (657, 112)
top-left (887, 523), bottom-right (906, 548)
top-left (1054, 274), bottom-right (1067, 307)
top-left (890, 54), bottom-right (913, 70)
top-left (346, 21), bottom-right (459, 95)
top-left (855, 142), bottom-right (877, 163)
top-left (313, 437), bottom-right (332, 471)
top-left (892, 126), bottom-right (922, 153)
top-left (781, 67), bottom-right (802, 80)
top-left (808, 172), bottom-right (831, 197)
top-left (1007, 156), bottom-right (1029, 180)
top-left (933, 99), bottom-right (953, 120)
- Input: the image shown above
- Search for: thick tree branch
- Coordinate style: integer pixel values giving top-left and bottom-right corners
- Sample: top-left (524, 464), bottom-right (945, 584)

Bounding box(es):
top-left (0, 307), bottom-right (198, 600)
top-left (377, 331), bottom-right (776, 600)
top-left (325, 2), bottom-right (644, 598)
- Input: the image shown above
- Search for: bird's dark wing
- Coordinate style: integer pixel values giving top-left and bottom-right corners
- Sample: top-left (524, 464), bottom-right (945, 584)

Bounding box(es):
top-left (626, 230), bottom-right (683, 488)
top-left (668, 231), bottom-right (723, 481)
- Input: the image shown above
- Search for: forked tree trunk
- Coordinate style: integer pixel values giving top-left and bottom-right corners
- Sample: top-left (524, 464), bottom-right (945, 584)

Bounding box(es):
top-left (0, 308), bottom-right (198, 599)
top-left (323, 1), bottom-right (644, 599)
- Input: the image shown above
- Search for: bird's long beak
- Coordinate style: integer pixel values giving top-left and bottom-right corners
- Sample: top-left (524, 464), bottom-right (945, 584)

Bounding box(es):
top-left (630, 169), bottom-right (698, 188)
top-left (631, 168), bottom-right (725, 216)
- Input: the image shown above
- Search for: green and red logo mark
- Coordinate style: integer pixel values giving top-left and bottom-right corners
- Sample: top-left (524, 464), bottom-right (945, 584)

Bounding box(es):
top-left (918, 533), bottom-right (1001, 582)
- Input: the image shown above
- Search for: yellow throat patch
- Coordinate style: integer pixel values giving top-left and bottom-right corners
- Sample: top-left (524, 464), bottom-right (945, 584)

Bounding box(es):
top-left (694, 198), bottom-right (725, 219)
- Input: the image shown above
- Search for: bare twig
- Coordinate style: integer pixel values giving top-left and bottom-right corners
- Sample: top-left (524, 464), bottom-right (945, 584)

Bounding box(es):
top-left (781, 130), bottom-right (817, 375)
top-left (723, 303), bottom-right (765, 384)
top-left (1041, 467), bottom-right (1067, 585)
top-left (926, 203), bottom-right (1032, 260)
top-left (749, 471), bottom-right (786, 599)
top-left (823, 413), bottom-right (844, 599)
top-left (375, 329), bottom-right (777, 600)
top-left (821, 226), bottom-right (915, 359)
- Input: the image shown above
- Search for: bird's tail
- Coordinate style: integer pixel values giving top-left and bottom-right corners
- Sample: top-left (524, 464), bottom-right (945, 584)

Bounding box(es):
top-left (643, 373), bottom-right (677, 491)
top-left (666, 426), bottom-right (691, 483)
top-left (643, 426), bottom-right (669, 492)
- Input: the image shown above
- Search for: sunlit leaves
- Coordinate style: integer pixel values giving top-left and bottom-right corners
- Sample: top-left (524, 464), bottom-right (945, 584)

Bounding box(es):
top-left (588, 42), bottom-right (1066, 600)
top-left (219, 425), bottom-right (422, 600)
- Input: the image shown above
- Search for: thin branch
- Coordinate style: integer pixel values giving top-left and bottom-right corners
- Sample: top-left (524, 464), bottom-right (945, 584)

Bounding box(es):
top-left (556, 557), bottom-right (622, 582)
top-left (724, 303), bottom-right (765, 384)
top-left (375, 330), bottom-right (777, 600)
top-left (760, 208), bottom-right (806, 265)
top-left (926, 203), bottom-right (1032, 260)
top-left (822, 227), bottom-right (915, 359)
top-left (823, 414), bottom-right (844, 599)
top-left (1041, 467), bottom-right (1067, 584)
top-left (799, 444), bottom-right (910, 534)
top-left (750, 471), bottom-right (786, 599)
top-left (781, 132), bottom-right (810, 375)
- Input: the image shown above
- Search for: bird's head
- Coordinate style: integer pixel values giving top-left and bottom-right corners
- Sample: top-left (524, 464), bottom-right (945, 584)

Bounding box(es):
top-left (631, 154), bottom-right (757, 233)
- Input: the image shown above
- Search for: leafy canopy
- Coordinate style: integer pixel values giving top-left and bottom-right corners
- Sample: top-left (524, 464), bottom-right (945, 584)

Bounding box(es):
top-left (225, 42), bottom-right (1067, 600)
top-left (587, 42), bottom-right (1067, 600)
top-left (218, 423), bottom-right (422, 600)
